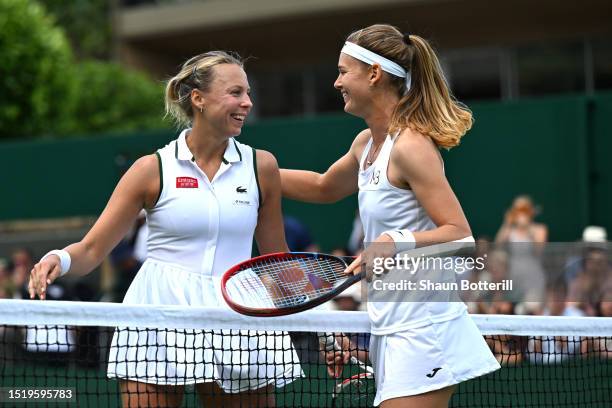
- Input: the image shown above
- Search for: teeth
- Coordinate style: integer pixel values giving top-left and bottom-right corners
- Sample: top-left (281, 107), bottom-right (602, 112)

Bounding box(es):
top-left (231, 114), bottom-right (245, 121)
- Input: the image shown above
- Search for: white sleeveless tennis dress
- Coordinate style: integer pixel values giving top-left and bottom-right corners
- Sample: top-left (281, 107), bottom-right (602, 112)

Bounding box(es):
top-left (107, 129), bottom-right (302, 392)
top-left (358, 134), bottom-right (500, 405)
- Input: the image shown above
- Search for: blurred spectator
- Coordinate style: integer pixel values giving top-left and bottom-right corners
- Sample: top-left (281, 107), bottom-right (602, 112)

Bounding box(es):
top-left (330, 280), bottom-right (362, 312)
top-left (330, 247), bottom-right (353, 261)
top-left (469, 249), bottom-right (525, 314)
top-left (463, 239), bottom-right (494, 312)
top-left (567, 245), bottom-right (610, 316)
top-left (527, 281), bottom-right (583, 365)
top-left (0, 258), bottom-right (12, 299)
top-left (582, 285), bottom-right (612, 359)
top-left (10, 248), bottom-right (34, 299)
top-left (583, 225), bottom-right (607, 243)
top-left (485, 301), bottom-right (524, 366)
top-left (283, 215), bottom-right (320, 253)
top-left (495, 195), bottom-right (547, 308)
top-left (565, 225), bottom-right (608, 282)
top-left (542, 280), bottom-right (584, 317)
top-left (596, 284), bottom-right (612, 318)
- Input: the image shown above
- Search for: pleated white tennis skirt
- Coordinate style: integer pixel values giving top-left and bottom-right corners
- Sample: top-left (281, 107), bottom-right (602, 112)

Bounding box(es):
top-left (106, 259), bottom-right (303, 392)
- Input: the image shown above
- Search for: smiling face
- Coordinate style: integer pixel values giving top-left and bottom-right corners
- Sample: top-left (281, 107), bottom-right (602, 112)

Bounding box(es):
top-left (198, 63), bottom-right (252, 137)
top-left (334, 53), bottom-right (371, 117)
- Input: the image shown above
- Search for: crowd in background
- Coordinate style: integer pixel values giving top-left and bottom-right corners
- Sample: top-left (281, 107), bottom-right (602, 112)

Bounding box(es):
top-left (1, 195), bottom-right (610, 365)
top-left (1, 195), bottom-right (610, 316)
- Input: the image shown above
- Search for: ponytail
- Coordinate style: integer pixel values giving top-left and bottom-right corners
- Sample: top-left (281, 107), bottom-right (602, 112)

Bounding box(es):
top-left (389, 35), bottom-right (472, 148)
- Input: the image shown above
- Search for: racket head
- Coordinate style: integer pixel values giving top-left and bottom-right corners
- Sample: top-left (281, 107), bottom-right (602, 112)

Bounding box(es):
top-left (221, 252), bottom-right (362, 317)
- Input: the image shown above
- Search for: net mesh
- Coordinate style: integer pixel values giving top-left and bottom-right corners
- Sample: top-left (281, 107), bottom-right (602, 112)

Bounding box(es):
top-left (1, 299), bottom-right (611, 407)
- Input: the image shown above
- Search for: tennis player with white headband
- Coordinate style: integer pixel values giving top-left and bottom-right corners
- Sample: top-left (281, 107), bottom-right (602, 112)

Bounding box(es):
top-left (280, 24), bottom-right (499, 407)
top-left (341, 40), bottom-right (412, 93)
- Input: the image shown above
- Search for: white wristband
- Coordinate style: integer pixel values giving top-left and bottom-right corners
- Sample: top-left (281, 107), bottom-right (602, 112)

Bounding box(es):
top-left (383, 229), bottom-right (416, 252)
top-left (41, 249), bottom-right (71, 277)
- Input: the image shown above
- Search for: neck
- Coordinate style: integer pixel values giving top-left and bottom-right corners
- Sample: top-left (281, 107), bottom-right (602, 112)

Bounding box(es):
top-left (188, 121), bottom-right (230, 162)
top-left (364, 91), bottom-right (400, 142)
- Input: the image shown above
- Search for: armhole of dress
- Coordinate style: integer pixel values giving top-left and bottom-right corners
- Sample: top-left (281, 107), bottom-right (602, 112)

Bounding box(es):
top-left (251, 147), bottom-right (262, 209)
top-left (153, 151), bottom-right (163, 207)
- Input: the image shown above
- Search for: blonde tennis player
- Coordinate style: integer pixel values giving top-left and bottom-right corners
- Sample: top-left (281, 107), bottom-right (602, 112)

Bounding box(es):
top-left (280, 25), bottom-right (500, 407)
top-left (29, 51), bottom-right (302, 407)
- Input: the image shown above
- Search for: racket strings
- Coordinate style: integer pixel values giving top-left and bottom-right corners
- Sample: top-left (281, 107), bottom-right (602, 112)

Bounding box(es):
top-left (231, 256), bottom-right (347, 308)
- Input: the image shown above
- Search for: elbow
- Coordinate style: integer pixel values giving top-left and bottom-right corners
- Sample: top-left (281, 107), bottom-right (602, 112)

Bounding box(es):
top-left (80, 239), bottom-right (105, 267)
top-left (315, 176), bottom-right (341, 204)
top-left (454, 224), bottom-right (473, 240)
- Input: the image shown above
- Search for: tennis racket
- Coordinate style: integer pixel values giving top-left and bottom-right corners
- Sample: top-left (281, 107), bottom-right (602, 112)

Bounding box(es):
top-left (221, 237), bottom-right (475, 317)
top-left (319, 332), bottom-right (375, 407)
top-left (221, 252), bottom-right (360, 317)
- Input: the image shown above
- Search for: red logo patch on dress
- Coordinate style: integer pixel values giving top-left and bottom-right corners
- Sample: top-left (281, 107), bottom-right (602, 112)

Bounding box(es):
top-left (176, 177), bottom-right (198, 188)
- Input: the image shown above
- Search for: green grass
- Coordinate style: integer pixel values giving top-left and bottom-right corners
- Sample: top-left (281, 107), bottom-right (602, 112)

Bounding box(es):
top-left (2, 358), bottom-right (611, 407)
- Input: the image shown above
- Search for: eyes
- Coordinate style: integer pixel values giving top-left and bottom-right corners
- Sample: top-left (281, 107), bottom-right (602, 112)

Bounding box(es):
top-left (229, 88), bottom-right (250, 97)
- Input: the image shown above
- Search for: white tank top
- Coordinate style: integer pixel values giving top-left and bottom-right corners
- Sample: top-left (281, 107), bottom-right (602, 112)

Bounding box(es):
top-left (358, 134), bottom-right (466, 334)
top-left (146, 129), bottom-right (260, 277)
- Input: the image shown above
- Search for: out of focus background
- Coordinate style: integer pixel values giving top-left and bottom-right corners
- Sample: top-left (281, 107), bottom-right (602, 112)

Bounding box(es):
top-left (1, 0), bottom-right (611, 314)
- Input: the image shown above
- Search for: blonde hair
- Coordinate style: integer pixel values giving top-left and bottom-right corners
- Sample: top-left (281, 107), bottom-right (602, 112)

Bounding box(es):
top-left (346, 24), bottom-right (472, 148)
top-left (164, 51), bottom-right (243, 127)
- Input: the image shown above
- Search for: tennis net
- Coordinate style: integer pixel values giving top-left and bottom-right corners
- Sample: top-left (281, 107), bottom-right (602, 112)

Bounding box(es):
top-left (0, 299), bottom-right (610, 407)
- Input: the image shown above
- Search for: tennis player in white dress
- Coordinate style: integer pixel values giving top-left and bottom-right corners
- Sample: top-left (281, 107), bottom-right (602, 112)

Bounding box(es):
top-left (29, 51), bottom-right (301, 407)
top-left (281, 25), bottom-right (500, 407)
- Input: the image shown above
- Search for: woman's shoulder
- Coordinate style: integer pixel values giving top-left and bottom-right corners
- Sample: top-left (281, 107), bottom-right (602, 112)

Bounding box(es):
top-left (349, 128), bottom-right (372, 157)
top-left (392, 127), bottom-right (440, 162)
top-left (131, 154), bottom-right (160, 174)
top-left (253, 148), bottom-right (279, 170)
top-left (353, 128), bottom-right (372, 144)
top-left (395, 127), bottom-right (435, 149)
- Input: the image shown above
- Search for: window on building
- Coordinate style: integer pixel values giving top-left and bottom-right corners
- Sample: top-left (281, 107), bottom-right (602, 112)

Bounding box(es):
top-left (252, 71), bottom-right (304, 118)
top-left (516, 41), bottom-right (585, 97)
top-left (592, 38), bottom-right (612, 91)
top-left (311, 64), bottom-right (343, 113)
top-left (442, 49), bottom-right (502, 102)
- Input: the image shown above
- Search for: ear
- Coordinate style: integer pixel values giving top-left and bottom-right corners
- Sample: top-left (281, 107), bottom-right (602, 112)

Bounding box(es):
top-left (368, 63), bottom-right (383, 85)
top-left (191, 89), bottom-right (205, 112)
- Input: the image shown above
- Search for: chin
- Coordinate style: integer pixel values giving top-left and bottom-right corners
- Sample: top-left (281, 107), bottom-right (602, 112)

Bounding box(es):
top-left (344, 104), bottom-right (359, 117)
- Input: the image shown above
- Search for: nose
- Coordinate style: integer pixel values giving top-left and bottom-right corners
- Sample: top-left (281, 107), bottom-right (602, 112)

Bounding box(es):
top-left (241, 94), bottom-right (253, 110)
top-left (334, 74), bottom-right (342, 90)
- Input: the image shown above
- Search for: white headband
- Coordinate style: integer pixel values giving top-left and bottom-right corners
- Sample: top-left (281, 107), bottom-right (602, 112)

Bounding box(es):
top-left (341, 41), bottom-right (411, 92)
